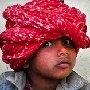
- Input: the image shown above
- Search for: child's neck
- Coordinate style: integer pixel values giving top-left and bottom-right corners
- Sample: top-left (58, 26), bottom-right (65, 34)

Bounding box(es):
top-left (26, 71), bottom-right (59, 90)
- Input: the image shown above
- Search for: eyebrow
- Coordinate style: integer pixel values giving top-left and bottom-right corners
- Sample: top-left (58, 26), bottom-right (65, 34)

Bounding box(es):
top-left (60, 0), bottom-right (64, 3)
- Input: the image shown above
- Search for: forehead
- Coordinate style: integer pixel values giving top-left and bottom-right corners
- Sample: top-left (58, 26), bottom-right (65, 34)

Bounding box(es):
top-left (59, 36), bottom-right (71, 40)
top-left (56, 36), bottom-right (73, 42)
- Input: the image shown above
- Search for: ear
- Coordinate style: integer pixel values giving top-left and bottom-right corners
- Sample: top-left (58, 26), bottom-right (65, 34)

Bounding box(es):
top-left (23, 62), bottom-right (30, 68)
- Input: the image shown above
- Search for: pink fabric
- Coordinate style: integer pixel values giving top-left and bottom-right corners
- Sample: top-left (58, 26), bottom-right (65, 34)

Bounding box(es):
top-left (24, 79), bottom-right (33, 90)
top-left (0, 0), bottom-right (90, 71)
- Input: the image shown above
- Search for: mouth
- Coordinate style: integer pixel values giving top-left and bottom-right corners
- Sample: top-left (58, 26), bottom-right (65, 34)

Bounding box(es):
top-left (56, 58), bottom-right (70, 69)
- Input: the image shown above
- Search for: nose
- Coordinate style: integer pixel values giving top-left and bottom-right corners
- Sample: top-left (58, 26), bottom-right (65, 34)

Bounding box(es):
top-left (57, 44), bottom-right (68, 57)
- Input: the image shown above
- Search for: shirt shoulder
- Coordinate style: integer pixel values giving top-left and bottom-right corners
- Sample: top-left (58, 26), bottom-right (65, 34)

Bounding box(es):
top-left (68, 71), bottom-right (90, 90)
top-left (79, 83), bottom-right (90, 90)
top-left (0, 71), bottom-right (17, 90)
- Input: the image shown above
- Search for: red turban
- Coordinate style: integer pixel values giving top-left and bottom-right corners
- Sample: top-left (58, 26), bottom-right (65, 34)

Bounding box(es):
top-left (0, 0), bottom-right (90, 71)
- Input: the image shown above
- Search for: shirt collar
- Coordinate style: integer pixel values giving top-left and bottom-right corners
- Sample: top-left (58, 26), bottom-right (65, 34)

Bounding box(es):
top-left (57, 71), bottom-right (88, 90)
top-left (6, 71), bottom-right (88, 90)
top-left (6, 71), bottom-right (26, 90)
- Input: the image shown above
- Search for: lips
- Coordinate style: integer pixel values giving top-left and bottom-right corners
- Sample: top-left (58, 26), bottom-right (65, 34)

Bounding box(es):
top-left (56, 58), bottom-right (70, 69)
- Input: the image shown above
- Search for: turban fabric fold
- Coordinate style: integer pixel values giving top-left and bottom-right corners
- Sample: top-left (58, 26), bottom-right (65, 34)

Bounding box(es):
top-left (0, 0), bottom-right (90, 71)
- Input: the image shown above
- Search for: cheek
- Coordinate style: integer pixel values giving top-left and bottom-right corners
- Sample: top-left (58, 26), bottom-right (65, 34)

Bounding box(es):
top-left (70, 51), bottom-right (77, 66)
top-left (73, 51), bottom-right (77, 60)
top-left (36, 48), bottom-right (56, 62)
top-left (69, 49), bottom-right (76, 57)
top-left (34, 52), bottom-right (54, 68)
top-left (31, 49), bottom-right (56, 71)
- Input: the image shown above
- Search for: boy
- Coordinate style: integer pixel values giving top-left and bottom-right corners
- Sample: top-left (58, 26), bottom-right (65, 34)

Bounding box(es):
top-left (0, 0), bottom-right (90, 90)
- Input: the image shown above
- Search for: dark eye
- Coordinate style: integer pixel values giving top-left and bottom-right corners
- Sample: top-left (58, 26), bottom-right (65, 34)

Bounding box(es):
top-left (64, 39), bottom-right (70, 45)
top-left (63, 39), bottom-right (76, 48)
top-left (43, 41), bottom-right (53, 47)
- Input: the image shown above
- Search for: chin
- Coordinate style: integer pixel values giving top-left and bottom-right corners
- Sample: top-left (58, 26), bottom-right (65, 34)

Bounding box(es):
top-left (54, 70), bottom-right (72, 80)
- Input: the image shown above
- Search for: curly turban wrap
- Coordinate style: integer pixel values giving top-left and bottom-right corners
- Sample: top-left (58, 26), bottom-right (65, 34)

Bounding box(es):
top-left (0, 0), bottom-right (90, 71)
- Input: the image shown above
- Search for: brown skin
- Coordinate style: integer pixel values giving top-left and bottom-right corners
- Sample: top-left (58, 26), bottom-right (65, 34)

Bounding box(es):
top-left (24, 36), bottom-right (77, 90)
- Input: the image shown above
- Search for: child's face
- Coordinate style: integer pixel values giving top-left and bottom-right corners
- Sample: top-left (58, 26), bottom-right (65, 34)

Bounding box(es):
top-left (29, 36), bottom-right (77, 80)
